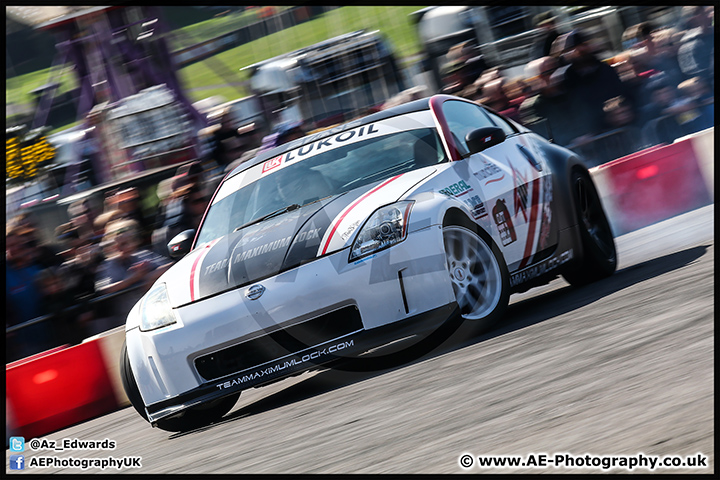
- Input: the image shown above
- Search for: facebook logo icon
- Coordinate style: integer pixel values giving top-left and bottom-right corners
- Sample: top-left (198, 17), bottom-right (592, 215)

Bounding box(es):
top-left (10, 455), bottom-right (25, 470)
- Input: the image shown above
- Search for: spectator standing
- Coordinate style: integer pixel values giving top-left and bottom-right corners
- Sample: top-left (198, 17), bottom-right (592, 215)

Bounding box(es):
top-left (440, 41), bottom-right (488, 96)
top-left (518, 57), bottom-right (590, 146)
top-left (639, 72), bottom-right (703, 144)
top-left (152, 163), bottom-right (208, 258)
top-left (584, 95), bottom-right (647, 165)
top-left (56, 227), bottom-right (105, 342)
top-left (35, 266), bottom-right (76, 346)
top-left (479, 77), bottom-right (525, 123)
top-left (93, 208), bottom-right (121, 243)
top-left (554, 30), bottom-right (628, 141)
top-left (94, 219), bottom-right (171, 334)
top-left (601, 96), bottom-right (643, 136)
top-left (110, 187), bottom-right (155, 248)
top-left (7, 214), bottom-right (62, 270)
top-left (209, 108), bottom-right (247, 168)
top-left (6, 224), bottom-right (52, 360)
top-left (675, 77), bottom-right (714, 133)
top-left (676, 6), bottom-right (714, 87)
top-left (625, 23), bottom-right (685, 90)
top-left (531, 11), bottom-right (561, 60)
top-left (55, 198), bottom-right (103, 251)
top-left (451, 41), bottom-right (488, 89)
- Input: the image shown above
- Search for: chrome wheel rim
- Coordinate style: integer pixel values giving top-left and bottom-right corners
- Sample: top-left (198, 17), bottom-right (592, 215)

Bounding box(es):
top-left (443, 226), bottom-right (502, 320)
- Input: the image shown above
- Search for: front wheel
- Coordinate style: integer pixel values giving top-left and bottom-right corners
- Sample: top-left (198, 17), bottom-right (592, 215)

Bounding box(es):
top-left (563, 170), bottom-right (617, 286)
top-left (154, 394), bottom-right (240, 432)
top-left (443, 225), bottom-right (510, 332)
top-left (120, 340), bottom-right (239, 432)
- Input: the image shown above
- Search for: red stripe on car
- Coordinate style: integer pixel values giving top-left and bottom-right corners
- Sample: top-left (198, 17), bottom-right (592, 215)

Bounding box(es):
top-left (320, 174), bottom-right (404, 256)
top-left (519, 178), bottom-right (541, 269)
top-left (189, 239), bottom-right (220, 301)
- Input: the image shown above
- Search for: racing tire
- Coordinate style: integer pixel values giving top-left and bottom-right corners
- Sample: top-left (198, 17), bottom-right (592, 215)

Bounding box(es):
top-left (120, 340), bottom-right (240, 432)
top-left (153, 394), bottom-right (240, 433)
top-left (562, 170), bottom-right (617, 286)
top-left (442, 224), bottom-right (510, 333)
top-left (120, 339), bottom-right (150, 422)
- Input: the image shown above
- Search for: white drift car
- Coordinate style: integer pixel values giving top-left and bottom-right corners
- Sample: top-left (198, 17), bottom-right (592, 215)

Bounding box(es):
top-left (121, 94), bottom-right (616, 431)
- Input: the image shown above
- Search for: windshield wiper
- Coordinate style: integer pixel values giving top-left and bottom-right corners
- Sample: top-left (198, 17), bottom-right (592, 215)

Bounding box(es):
top-left (232, 194), bottom-right (338, 233)
top-left (234, 204), bottom-right (301, 232)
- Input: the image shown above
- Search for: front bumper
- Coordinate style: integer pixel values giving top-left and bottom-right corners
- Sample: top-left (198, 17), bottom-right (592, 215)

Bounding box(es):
top-left (144, 303), bottom-right (457, 425)
top-left (125, 224), bottom-right (456, 423)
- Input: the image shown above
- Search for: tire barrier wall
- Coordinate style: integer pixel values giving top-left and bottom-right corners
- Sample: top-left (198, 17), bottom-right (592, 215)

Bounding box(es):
top-left (590, 127), bottom-right (714, 236)
top-left (5, 328), bottom-right (128, 440)
top-left (5, 127), bottom-right (714, 439)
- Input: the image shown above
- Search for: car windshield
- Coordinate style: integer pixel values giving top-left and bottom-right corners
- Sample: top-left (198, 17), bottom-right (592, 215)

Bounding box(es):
top-left (196, 125), bottom-right (446, 245)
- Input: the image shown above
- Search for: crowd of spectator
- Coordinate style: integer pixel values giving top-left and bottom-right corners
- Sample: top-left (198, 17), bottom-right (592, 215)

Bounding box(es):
top-left (437, 6), bottom-right (714, 166)
top-left (6, 161), bottom-right (211, 362)
top-left (5, 6), bottom-right (714, 363)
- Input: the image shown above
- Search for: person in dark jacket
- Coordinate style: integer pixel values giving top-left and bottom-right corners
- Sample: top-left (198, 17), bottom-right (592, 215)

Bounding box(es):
top-left (532, 12), bottom-right (561, 60)
top-left (554, 30), bottom-right (629, 140)
top-left (676, 6), bottom-right (714, 86)
top-left (518, 57), bottom-right (592, 147)
top-left (6, 224), bottom-right (53, 360)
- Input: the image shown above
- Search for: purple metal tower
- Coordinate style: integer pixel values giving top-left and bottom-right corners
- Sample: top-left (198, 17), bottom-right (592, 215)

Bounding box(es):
top-left (33, 6), bottom-right (206, 185)
top-left (35, 6), bottom-right (203, 127)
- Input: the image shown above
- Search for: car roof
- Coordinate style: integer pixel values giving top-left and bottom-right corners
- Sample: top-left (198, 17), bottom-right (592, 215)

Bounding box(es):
top-left (228, 97), bottom-right (433, 179)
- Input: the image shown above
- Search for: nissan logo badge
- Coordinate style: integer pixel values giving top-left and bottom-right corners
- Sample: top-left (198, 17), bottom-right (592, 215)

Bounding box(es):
top-left (246, 284), bottom-right (265, 300)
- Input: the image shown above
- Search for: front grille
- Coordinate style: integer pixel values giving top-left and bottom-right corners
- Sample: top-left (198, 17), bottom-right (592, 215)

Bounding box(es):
top-left (195, 306), bottom-right (362, 381)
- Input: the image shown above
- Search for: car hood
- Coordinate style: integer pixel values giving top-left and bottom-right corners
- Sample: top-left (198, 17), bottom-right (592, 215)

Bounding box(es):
top-left (161, 169), bottom-right (434, 307)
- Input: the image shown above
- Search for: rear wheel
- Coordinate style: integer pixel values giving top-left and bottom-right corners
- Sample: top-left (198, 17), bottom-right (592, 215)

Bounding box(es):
top-left (563, 170), bottom-right (617, 286)
top-left (120, 340), bottom-right (239, 432)
top-left (442, 225), bottom-right (509, 332)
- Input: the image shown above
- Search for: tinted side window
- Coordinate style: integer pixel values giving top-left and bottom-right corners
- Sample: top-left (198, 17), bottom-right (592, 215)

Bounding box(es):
top-left (484, 109), bottom-right (518, 136)
top-left (442, 100), bottom-right (496, 156)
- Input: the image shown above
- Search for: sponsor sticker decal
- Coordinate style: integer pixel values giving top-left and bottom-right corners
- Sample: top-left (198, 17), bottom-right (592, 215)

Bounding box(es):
top-left (510, 249), bottom-right (573, 286)
top-left (465, 195), bottom-right (488, 219)
top-left (439, 180), bottom-right (473, 197)
top-left (474, 159), bottom-right (504, 184)
top-left (262, 155), bottom-right (284, 173)
top-left (493, 198), bottom-right (517, 246)
top-left (216, 339), bottom-right (356, 389)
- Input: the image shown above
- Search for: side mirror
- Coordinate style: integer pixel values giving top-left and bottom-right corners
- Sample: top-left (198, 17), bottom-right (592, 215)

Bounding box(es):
top-left (168, 229), bottom-right (196, 259)
top-left (465, 126), bottom-right (506, 154)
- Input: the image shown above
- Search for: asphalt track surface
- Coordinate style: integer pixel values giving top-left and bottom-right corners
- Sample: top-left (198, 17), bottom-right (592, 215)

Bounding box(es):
top-left (7, 204), bottom-right (714, 474)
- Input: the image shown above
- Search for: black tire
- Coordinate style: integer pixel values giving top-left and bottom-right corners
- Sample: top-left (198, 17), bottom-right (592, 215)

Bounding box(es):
top-left (153, 394), bottom-right (240, 433)
top-left (120, 340), bottom-right (240, 432)
top-left (563, 170), bottom-right (617, 286)
top-left (442, 224), bottom-right (510, 333)
top-left (120, 339), bottom-right (150, 421)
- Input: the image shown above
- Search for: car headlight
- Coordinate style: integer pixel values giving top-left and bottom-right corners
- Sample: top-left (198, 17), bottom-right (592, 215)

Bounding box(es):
top-left (140, 283), bottom-right (177, 332)
top-left (349, 201), bottom-right (414, 261)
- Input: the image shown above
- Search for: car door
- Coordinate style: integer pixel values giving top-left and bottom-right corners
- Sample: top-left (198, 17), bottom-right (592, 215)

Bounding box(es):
top-left (438, 98), bottom-right (555, 272)
top-left (481, 108), bottom-right (558, 269)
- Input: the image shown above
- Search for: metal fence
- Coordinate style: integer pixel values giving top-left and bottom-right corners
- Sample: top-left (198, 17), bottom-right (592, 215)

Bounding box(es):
top-left (568, 127), bottom-right (648, 168)
top-left (526, 104), bottom-right (715, 169)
